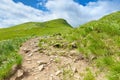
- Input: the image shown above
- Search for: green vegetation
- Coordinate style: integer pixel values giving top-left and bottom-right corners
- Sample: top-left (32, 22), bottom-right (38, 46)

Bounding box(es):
top-left (0, 19), bottom-right (72, 80)
top-left (0, 37), bottom-right (29, 80)
top-left (64, 11), bottom-right (120, 80)
top-left (84, 69), bottom-right (95, 80)
top-left (62, 64), bottom-right (75, 80)
top-left (1, 11), bottom-right (120, 80)
top-left (0, 18), bottom-right (72, 41)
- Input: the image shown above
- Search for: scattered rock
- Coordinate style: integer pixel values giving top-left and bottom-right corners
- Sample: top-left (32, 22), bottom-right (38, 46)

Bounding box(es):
top-left (74, 74), bottom-right (80, 79)
top-left (10, 37), bottom-right (95, 80)
top-left (23, 48), bottom-right (30, 53)
top-left (17, 69), bottom-right (24, 78)
top-left (90, 55), bottom-right (97, 60)
top-left (55, 70), bottom-right (62, 76)
top-left (72, 67), bottom-right (78, 73)
top-left (27, 61), bottom-right (31, 64)
top-left (38, 65), bottom-right (44, 71)
top-left (74, 54), bottom-right (84, 62)
top-left (28, 53), bottom-right (33, 57)
top-left (34, 76), bottom-right (39, 80)
top-left (32, 48), bottom-right (40, 52)
top-left (26, 59), bottom-right (31, 61)
top-left (37, 60), bottom-right (47, 65)
top-left (71, 42), bottom-right (77, 49)
top-left (49, 74), bottom-right (54, 80)
top-left (69, 50), bottom-right (77, 56)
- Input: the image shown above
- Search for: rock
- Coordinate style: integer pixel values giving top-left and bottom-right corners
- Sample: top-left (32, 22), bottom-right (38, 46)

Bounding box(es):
top-left (49, 74), bottom-right (54, 80)
top-left (27, 61), bottom-right (31, 64)
top-left (74, 74), bottom-right (80, 79)
top-left (38, 65), bottom-right (44, 71)
top-left (26, 59), bottom-right (31, 61)
top-left (74, 54), bottom-right (84, 62)
top-left (71, 42), bottom-right (77, 49)
top-left (55, 70), bottom-right (62, 76)
top-left (32, 48), bottom-right (40, 52)
top-left (17, 69), bottom-right (24, 78)
top-left (90, 55), bottom-right (97, 60)
top-left (34, 77), bottom-right (39, 80)
top-left (37, 60), bottom-right (47, 65)
top-left (28, 53), bottom-right (33, 57)
top-left (69, 50), bottom-right (77, 56)
top-left (23, 48), bottom-right (30, 53)
top-left (72, 67), bottom-right (78, 73)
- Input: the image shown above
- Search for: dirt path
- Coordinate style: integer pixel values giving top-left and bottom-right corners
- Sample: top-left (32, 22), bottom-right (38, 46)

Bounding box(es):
top-left (10, 37), bottom-right (105, 80)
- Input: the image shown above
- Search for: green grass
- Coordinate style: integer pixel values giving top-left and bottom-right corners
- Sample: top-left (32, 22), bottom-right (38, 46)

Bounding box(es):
top-left (1, 11), bottom-right (120, 80)
top-left (37, 11), bottom-right (120, 80)
top-left (0, 37), bottom-right (30, 80)
top-left (0, 18), bottom-right (72, 41)
top-left (0, 18), bottom-right (72, 80)
top-left (63, 11), bottom-right (120, 79)
top-left (84, 69), bottom-right (95, 80)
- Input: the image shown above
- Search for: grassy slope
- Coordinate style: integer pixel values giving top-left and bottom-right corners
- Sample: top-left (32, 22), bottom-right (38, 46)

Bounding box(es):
top-left (0, 19), bottom-right (72, 80)
top-left (65, 11), bottom-right (120, 80)
top-left (1, 11), bottom-right (120, 80)
top-left (0, 18), bottom-right (72, 41)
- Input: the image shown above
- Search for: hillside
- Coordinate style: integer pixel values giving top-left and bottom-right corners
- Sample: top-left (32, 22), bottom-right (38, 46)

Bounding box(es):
top-left (0, 18), bottom-right (72, 41)
top-left (64, 11), bottom-right (120, 80)
top-left (0, 11), bottom-right (120, 80)
top-left (0, 19), bottom-right (72, 80)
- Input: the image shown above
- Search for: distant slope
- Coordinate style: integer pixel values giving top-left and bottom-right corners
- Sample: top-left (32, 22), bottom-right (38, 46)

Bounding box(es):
top-left (0, 19), bottom-right (72, 41)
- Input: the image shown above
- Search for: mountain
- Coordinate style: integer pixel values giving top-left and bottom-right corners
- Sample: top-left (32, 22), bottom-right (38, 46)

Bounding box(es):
top-left (0, 18), bottom-right (72, 41)
top-left (0, 11), bottom-right (120, 80)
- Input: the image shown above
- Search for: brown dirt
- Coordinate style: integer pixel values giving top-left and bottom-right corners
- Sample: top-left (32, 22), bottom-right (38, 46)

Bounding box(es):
top-left (9, 37), bottom-right (106, 80)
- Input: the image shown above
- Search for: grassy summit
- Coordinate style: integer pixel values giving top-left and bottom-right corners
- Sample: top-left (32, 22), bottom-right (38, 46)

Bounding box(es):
top-left (0, 18), bottom-right (72, 41)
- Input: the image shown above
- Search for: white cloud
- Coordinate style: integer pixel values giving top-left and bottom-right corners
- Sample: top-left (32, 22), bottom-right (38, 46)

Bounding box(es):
top-left (0, 0), bottom-right (120, 28)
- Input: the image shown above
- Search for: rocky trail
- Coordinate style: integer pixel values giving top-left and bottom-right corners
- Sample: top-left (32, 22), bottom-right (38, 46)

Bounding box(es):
top-left (9, 37), bottom-right (105, 80)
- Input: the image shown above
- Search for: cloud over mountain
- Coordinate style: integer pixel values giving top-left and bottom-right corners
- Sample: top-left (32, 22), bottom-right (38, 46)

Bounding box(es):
top-left (0, 0), bottom-right (120, 28)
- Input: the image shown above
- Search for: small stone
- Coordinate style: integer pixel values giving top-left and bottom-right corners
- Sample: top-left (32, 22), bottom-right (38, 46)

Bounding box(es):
top-left (34, 77), bottom-right (39, 80)
top-left (27, 61), bottom-right (31, 64)
top-left (32, 48), bottom-right (40, 52)
top-left (49, 74), bottom-right (54, 80)
top-left (71, 42), bottom-right (77, 49)
top-left (55, 70), bottom-right (62, 76)
top-left (28, 53), bottom-right (33, 57)
top-left (23, 48), bottom-right (30, 53)
top-left (49, 76), bottom-right (53, 80)
top-left (17, 69), bottom-right (24, 78)
top-left (72, 67), bottom-right (78, 73)
top-left (74, 74), bottom-right (80, 79)
top-left (37, 60), bottom-right (47, 65)
top-left (50, 58), bottom-right (53, 62)
top-left (38, 65), bottom-right (44, 71)
top-left (26, 59), bottom-right (31, 61)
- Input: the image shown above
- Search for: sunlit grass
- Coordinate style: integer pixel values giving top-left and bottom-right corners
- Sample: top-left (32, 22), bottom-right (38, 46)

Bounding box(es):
top-left (0, 37), bottom-right (29, 79)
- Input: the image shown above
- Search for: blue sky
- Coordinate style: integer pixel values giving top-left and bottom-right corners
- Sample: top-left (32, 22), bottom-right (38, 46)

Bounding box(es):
top-left (13, 0), bottom-right (98, 10)
top-left (0, 0), bottom-right (120, 28)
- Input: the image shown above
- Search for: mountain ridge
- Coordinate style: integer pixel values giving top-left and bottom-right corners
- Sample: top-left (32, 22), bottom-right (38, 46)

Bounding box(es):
top-left (0, 18), bottom-right (72, 41)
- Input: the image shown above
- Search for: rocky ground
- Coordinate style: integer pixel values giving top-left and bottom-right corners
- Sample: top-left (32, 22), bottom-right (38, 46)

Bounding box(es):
top-left (9, 36), bottom-right (105, 80)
